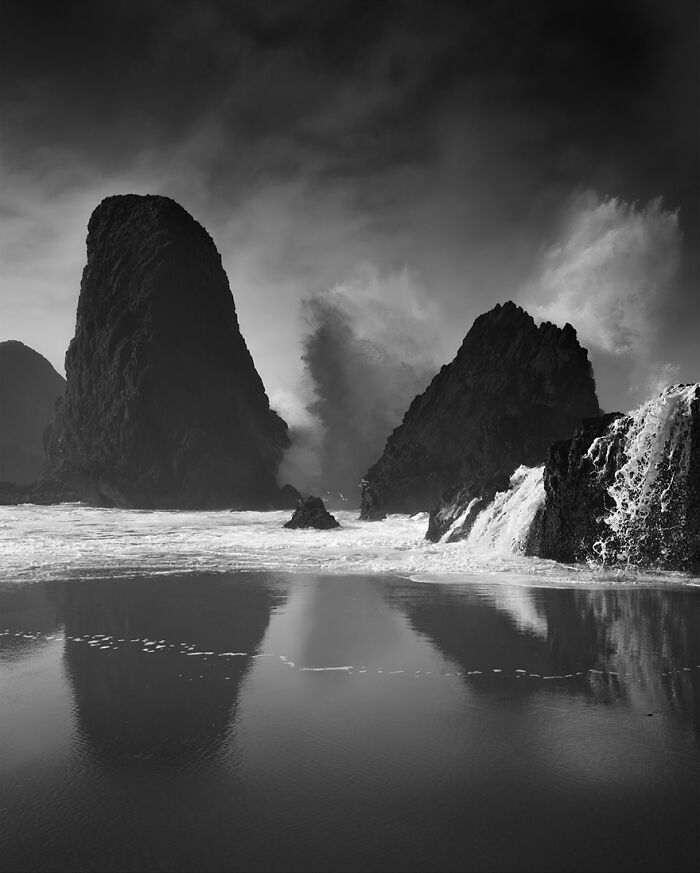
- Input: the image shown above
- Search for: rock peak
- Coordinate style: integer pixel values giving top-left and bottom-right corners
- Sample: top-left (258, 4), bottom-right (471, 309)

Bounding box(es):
top-left (0, 341), bottom-right (65, 485)
top-left (48, 194), bottom-right (290, 508)
top-left (359, 303), bottom-right (601, 527)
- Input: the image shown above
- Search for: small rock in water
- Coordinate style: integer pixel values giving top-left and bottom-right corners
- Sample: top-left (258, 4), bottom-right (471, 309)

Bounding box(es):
top-left (284, 496), bottom-right (340, 530)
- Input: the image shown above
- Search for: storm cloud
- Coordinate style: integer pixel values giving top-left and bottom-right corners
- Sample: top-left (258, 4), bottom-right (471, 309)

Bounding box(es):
top-left (1, 0), bottom-right (697, 444)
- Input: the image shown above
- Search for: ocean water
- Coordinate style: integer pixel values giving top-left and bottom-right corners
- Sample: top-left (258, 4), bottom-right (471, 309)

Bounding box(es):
top-left (1, 505), bottom-right (699, 872)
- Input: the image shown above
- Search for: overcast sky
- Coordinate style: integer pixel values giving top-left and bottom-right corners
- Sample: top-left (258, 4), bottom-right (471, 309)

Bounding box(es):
top-left (1, 0), bottom-right (698, 429)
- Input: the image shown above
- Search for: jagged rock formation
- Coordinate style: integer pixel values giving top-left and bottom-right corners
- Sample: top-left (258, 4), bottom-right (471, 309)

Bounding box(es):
top-left (284, 495), bottom-right (340, 529)
top-left (48, 194), bottom-right (290, 508)
top-left (359, 302), bottom-right (602, 542)
top-left (526, 384), bottom-right (700, 571)
top-left (0, 341), bottom-right (65, 485)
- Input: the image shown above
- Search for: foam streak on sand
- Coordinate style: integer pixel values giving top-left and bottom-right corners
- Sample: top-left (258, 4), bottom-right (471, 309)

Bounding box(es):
top-left (5, 626), bottom-right (699, 685)
top-left (0, 505), bottom-right (695, 586)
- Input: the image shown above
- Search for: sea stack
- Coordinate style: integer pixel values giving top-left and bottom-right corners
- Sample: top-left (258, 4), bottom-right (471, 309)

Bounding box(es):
top-left (359, 302), bottom-right (602, 541)
top-left (283, 495), bottom-right (340, 530)
top-left (48, 194), bottom-right (290, 509)
top-left (0, 341), bottom-right (65, 485)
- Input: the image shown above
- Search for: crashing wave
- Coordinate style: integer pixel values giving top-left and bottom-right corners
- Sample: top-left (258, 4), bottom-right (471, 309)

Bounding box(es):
top-left (464, 466), bottom-right (545, 555)
top-left (527, 384), bottom-right (699, 571)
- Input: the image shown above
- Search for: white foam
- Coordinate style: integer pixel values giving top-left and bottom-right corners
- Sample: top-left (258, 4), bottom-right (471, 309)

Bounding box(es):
top-left (0, 498), bottom-right (694, 586)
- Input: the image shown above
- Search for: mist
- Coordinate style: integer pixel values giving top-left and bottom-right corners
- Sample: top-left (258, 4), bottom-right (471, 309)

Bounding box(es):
top-left (276, 265), bottom-right (440, 503)
top-left (519, 191), bottom-right (686, 410)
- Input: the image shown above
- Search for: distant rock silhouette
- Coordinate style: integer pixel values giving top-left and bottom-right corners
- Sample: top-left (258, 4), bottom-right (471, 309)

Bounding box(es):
top-left (358, 302), bottom-right (601, 541)
top-left (0, 341), bottom-right (65, 485)
top-left (284, 495), bottom-right (340, 529)
top-left (526, 384), bottom-right (700, 571)
top-left (48, 194), bottom-right (290, 508)
top-left (277, 483), bottom-right (303, 510)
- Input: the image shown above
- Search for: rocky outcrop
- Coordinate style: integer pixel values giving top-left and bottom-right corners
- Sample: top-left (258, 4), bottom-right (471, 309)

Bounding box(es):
top-left (0, 477), bottom-right (79, 506)
top-left (526, 384), bottom-right (700, 571)
top-left (284, 495), bottom-right (340, 529)
top-left (48, 194), bottom-right (291, 509)
top-left (0, 341), bottom-right (65, 485)
top-left (359, 302), bottom-right (601, 541)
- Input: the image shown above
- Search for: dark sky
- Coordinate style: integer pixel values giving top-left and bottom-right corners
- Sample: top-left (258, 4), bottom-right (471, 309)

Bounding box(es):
top-left (1, 0), bottom-right (698, 433)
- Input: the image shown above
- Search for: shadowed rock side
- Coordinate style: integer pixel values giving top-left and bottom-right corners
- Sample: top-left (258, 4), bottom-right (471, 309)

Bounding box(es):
top-left (0, 341), bottom-right (65, 485)
top-left (47, 195), bottom-right (290, 509)
top-left (526, 384), bottom-right (700, 571)
top-left (284, 495), bottom-right (340, 529)
top-left (359, 302), bottom-right (601, 540)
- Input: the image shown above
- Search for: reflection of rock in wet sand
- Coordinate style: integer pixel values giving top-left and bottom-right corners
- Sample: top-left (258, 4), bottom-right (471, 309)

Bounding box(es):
top-left (59, 573), bottom-right (285, 763)
top-left (569, 589), bottom-right (699, 725)
top-left (396, 584), bottom-right (699, 721)
top-left (392, 585), bottom-right (560, 685)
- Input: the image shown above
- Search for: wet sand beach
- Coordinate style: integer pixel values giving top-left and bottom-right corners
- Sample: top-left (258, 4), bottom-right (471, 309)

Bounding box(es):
top-left (1, 572), bottom-right (698, 872)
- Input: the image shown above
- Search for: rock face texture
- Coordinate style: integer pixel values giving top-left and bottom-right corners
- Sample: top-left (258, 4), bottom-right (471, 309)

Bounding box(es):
top-left (359, 302), bottom-right (602, 541)
top-left (284, 495), bottom-right (340, 529)
top-left (48, 195), bottom-right (290, 508)
top-left (0, 341), bottom-right (66, 485)
top-left (526, 384), bottom-right (700, 572)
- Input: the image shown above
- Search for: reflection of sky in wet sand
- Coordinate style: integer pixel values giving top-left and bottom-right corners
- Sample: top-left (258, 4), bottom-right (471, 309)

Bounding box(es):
top-left (1, 574), bottom-right (698, 872)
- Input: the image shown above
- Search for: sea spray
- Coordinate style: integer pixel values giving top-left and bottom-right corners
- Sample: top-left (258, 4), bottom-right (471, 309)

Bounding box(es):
top-left (593, 384), bottom-right (698, 566)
